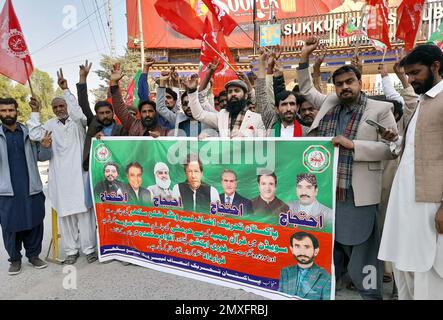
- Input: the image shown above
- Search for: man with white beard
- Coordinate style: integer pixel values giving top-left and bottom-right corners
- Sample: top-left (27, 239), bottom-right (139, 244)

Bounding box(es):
top-left (147, 162), bottom-right (177, 202)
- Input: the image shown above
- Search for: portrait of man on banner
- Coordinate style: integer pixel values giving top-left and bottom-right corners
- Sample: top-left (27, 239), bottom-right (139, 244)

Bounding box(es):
top-left (287, 173), bottom-right (333, 231)
top-left (279, 231), bottom-right (331, 300)
top-left (172, 154), bottom-right (220, 213)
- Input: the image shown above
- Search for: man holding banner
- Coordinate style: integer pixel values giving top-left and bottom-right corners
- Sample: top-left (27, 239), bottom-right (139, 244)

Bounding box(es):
top-left (298, 37), bottom-right (397, 299)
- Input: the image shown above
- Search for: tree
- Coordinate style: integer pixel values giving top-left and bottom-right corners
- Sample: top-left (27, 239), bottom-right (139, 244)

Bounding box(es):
top-left (0, 69), bottom-right (56, 123)
top-left (30, 69), bottom-right (55, 123)
top-left (0, 76), bottom-right (30, 123)
top-left (92, 49), bottom-right (142, 103)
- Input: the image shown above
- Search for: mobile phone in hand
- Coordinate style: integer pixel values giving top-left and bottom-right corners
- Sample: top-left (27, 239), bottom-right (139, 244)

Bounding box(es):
top-left (366, 119), bottom-right (387, 133)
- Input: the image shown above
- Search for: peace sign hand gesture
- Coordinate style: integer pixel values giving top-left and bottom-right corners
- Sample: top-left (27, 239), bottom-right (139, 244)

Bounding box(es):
top-left (57, 68), bottom-right (68, 90)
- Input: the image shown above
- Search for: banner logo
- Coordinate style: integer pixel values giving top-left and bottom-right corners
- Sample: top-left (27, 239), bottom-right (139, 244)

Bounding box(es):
top-left (94, 144), bottom-right (112, 162)
top-left (303, 145), bottom-right (330, 173)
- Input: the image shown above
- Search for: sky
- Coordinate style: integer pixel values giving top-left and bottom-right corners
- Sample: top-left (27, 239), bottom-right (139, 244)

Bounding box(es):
top-left (1, 0), bottom-right (129, 94)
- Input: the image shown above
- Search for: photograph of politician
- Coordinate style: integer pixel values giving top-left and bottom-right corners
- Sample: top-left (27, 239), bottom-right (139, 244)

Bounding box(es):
top-left (219, 169), bottom-right (253, 215)
top-left (251, 171), bottom-right (289, 221)
top-left (172, 154), bottom-right (219, 213)
top-left (147, 162), bottom-right (179, 202)
top-left (279, 231), bottom-right (331, 300)
top-left (94, 162), bottom-right (126, 201)
top-left (288, 173), bottom-right (332, 230)
top-left (124, 162), bottom-right (151, 205)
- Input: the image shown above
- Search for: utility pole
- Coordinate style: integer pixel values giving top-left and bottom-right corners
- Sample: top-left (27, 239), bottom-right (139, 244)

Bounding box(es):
top-left (137, 0), bottom-right (145, 69)
top-left (253, 0), bottom-right (257, 54)
top-left (106, 0), bottom-right (117, 58)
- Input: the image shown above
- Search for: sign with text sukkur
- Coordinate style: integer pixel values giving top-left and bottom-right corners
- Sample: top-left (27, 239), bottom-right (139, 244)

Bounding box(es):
top-left (91, 138), bottom-right (338, 300)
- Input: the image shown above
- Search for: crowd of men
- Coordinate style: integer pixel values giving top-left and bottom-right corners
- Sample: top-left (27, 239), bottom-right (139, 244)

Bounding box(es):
top-left (0, 38), bottom-right (442, 300)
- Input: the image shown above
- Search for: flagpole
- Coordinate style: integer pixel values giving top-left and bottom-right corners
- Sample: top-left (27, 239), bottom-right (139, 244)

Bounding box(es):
top-left (203, 39), bottom-right (238, 74)
top-left (237, 25), bottom-right (273, 54)
top-left (137, 0), bottom-right (145, 70)
top-left (253, 0), bottom-right (257, 54)
top-left (24, 60), bottom-right (34, 97)
top-left (381, 49), bottom-right (388, 63)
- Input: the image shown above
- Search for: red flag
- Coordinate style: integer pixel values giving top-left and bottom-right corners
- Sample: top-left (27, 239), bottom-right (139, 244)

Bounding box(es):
top-left (396, 0), bottom-right (424, 51)
top-left (0, 0), bottom-right (33, 85)
top-left (199, 18), bottom-right (221, 76)
top-left (366, 0), bottom-right (392, 49)
top-left (199, 18), bottom-right (237, 96)
top-left (154, 0), bottom-right (205, 40)
top-left (201, 0), bottom-right (238, 36)
top-left (213, 30), bottom-right (238, 96)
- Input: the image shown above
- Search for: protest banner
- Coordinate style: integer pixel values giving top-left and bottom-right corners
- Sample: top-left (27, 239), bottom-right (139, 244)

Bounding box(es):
top-left (91, 137), bottom-right (338, 300)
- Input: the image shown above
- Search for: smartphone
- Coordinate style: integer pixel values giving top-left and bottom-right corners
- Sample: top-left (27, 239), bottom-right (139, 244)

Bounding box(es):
top-left (366, 119), bottom-right (386, 133)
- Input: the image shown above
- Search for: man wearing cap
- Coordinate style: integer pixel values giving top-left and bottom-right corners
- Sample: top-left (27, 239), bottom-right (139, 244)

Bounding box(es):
top-left (186, 76), bottom-right (265, 138)
top-left (288, 173), bottom-right (333, 232)
top-left (147, 162), bottom-right (178, 202)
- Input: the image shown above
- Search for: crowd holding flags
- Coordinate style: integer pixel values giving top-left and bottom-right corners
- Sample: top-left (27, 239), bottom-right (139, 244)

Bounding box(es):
top-left (155, 0), bottom-right (240, 95)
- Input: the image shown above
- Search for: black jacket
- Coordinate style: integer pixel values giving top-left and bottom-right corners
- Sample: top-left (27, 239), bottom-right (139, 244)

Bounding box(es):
top-left (77, 82), bottom-right (127, 171)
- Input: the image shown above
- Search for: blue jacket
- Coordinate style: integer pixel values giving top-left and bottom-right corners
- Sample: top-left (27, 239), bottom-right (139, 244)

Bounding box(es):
top-left (0, 123), bottom-right (52, 196)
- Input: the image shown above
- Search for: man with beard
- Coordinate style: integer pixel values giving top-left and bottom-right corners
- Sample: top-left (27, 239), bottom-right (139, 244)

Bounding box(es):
top-left (288, 174), bottom-right (332, 231)
top-left (172, 154), bottom-right (220, 213)
top-left (76, 60), bottom-right (127, 172)
top-left (147, 162), bottom-right (179, 203)
top-left (255, 48), bottom-right (307, 137)
top-left (157, 72), bottom-right (217, 137)
top-left (298, 37), bottom-right (397, 299)
top-left (378, 44), bottom-right (443, 300)
top-left (110, 64), bottom-right (167, 137)
top-left (94, 162), bottom-right (126, 201)
top-left (297, 95), bottom-right (319, 127)
top-left (0, 98), bottom-right (52, 275)
top-left (279, 232), bottom-right (331, 300)
top-left (138, 57), bottom-right (176, 131)
top-left (187, 76), bottom-right (265, 138)
top-left (217, 91), bottom-right (228, 110)
top-left (27, 69), bottom-right (98, 265)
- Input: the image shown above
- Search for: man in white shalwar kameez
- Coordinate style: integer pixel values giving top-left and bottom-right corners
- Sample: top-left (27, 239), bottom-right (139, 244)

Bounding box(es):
top-left (27, 69), bottom-right (97, 264)
top-left (378, 45), bottom-right (443, 300)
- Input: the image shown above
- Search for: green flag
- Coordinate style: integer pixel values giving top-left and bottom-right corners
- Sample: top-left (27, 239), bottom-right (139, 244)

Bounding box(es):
top-left (133, 70), bottom-right (142, 108)
top-left (428, 21), bottom-right (443, 48)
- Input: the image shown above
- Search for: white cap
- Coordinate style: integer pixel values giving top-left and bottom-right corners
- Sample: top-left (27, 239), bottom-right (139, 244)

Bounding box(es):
top-left (154, 162), bottom-right (169, 174)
